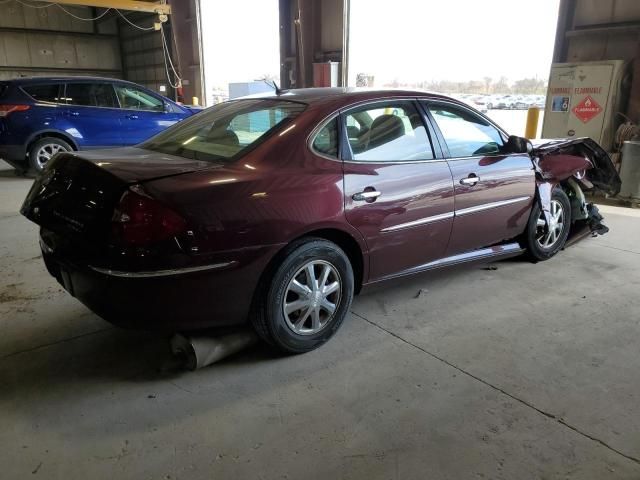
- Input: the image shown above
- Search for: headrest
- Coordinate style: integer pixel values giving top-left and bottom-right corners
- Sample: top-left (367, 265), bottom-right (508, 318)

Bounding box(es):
top-left (367, 114), bottom-right (405, 150)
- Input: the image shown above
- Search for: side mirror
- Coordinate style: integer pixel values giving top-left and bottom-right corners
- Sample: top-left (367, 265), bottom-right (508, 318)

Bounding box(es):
top-left (505, 135), bottom-right (531, 154)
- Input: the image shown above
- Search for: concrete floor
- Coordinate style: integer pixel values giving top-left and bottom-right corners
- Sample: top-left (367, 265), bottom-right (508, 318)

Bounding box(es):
top-left (1, 160), bottom-right (639, 479)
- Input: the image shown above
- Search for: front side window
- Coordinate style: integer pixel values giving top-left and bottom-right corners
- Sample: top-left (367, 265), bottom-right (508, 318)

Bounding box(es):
top-left (344, 103), bottom-right (433, 162)
top-left (22, 84), bottom-right (61, 103)
top-left (142, 99), bottom-right (306, 162)
top-left (65, 83), bottom-right (117, 108)
top-left (428, 103), bottom-right (504, 157)
top-left (311, 118), bottom-right (339, 158)
top-left (115, 84), bottom-right (164, 112)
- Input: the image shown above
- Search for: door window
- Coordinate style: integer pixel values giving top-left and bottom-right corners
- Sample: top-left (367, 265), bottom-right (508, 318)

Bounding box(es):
top-left (22, 84), bottom-right (62, 103)
top-left (115, 84), bottom-right (164, 112)
top-left (311, 118), bottom-right (339, 158)
top-left (344, 103), bottom-right (433, 161)
top-left (64, 83), bottom-right (117, 108)
top-left (428, 103), bottom-right (504, 157)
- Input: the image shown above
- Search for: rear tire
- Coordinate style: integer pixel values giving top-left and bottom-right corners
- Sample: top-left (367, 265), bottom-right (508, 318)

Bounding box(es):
top-left (251, 238), bottom-right (354, 354)
top-left (524, 188), bottom-right (572, 261)
top-left (28, 137), bottom-right (72, 173)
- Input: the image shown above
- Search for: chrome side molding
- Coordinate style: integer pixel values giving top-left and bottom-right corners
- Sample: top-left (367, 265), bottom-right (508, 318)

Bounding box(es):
top-left (381, 196), bottom-right (531, 233)
top-left (381, 211), bottom-right (455, 232)
top-left (455, 196), bottom-right (531, 217)
top-left (90, 261), bottom-right (237, 278)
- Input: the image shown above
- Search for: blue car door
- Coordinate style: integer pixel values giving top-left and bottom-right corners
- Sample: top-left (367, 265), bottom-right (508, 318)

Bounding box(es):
top-left (113, 83), bottom-right (185, 145)
top-left (62, 82), bottom-right (123, 148)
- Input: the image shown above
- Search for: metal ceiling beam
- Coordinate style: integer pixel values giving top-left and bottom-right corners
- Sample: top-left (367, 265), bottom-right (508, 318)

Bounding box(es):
top-left (28, 0), bottom-right (171, 14)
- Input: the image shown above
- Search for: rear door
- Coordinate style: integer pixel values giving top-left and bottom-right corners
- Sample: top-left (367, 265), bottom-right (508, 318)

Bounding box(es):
top-left (423, 101), bottom-right (535, 255)
top-left (341, 100), bottom-right (455, 282)
top-left (63, 82), bottom-right (123, 148)
top-left (114, 83), bottom-right (184, 144)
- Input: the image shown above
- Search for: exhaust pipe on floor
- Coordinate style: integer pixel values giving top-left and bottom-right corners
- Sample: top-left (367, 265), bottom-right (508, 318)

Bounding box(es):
top-left (170, 330), bottom-right (259, 371)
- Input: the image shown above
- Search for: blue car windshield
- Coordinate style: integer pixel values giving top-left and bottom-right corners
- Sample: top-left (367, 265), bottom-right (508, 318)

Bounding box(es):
top-left (141, 99), bottom-right (306, 162)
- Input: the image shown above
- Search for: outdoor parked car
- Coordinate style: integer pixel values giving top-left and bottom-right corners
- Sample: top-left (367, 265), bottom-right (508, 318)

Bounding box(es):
top-left (485, 95), bottom-right (502, 109)
top-left (492, 95), bottom-right (515, 109)
top-left (0, 76), bottom-right (197, 173)
top-left (21, 88), bottom-right (620, 353)
top-left (513, 96), bottom-right (529, 109)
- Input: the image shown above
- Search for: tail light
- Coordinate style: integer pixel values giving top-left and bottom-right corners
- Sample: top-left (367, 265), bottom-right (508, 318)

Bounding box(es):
top-left (112, 186), bottom-right (186, 246)
top-left (0, 104), bottom-right (30, 117)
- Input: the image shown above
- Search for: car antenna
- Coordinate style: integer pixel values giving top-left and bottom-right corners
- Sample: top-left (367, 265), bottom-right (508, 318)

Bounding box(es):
top-left (264, 79), bottom-right (284, 96)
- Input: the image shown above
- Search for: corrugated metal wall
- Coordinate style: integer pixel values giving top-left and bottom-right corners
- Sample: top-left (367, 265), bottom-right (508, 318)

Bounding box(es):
top-left (555, 0), bottom-right (640, 63)
top-left (553, 0), bottom-right (640, 121)
top-left (0, 3), bottom-right (121, 80)
top-left (119, 13), bottom-right (171, 95)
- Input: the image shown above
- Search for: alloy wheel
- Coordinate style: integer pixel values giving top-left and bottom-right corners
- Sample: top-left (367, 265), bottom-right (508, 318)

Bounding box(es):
top-left (536, 199), bottom-right (565, 249)
top-left (35, 143), bottom-right (68, 169)
top-left (282, 260), bottom-right (342, 335)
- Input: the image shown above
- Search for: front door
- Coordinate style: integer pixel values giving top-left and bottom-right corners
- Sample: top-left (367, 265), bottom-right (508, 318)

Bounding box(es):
top-left (114, 83), bottom-right (184, 145)
top-left (342, 100), bottom-right (455, 282)
top-left (424, 101), bottom-right (535, 255)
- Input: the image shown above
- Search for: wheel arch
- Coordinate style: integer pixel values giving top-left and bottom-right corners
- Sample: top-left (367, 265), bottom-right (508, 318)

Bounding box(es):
top-left (298, 228), bottom-right (365, 294)
top-left (258, 227), bottom-right (367, 299)
top-left (26, 130), bottom-right (78, 155)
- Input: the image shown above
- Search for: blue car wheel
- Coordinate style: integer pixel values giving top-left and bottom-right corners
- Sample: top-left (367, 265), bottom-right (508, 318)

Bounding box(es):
top-left (28, 137), bottom-right (72, 172)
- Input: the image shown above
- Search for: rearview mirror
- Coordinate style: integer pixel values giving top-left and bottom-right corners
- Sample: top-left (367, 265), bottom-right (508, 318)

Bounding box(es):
top-left (505, 135), bottom-right (531, 154)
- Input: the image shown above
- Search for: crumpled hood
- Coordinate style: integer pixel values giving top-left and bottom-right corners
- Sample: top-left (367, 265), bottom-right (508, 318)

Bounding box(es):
top-left (530, 137), bottom-right (621, 195)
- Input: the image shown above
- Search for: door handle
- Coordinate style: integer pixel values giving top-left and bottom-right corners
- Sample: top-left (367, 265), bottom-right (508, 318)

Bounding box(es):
top-left (352, 190), bottom-right (381, 202)
top-left (460, 174), bottom-right (480, 186)
top-left (126, 114), bottom-right (139, 120)
top-left (65, 111), bottom-right (80, 117)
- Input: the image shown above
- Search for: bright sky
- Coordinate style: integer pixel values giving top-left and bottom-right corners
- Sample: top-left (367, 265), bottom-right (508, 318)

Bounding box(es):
top-left (200, 0), bottom-right (280, 103)
top-left (200, 0), bottom-right (560, 101)
top-left (349, 0), bottom-right (561, 85)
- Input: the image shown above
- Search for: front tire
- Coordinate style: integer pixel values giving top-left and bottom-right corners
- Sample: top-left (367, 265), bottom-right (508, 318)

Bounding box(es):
top-left (252, 238), bottom-right (354, 354)
top-left (28, 137), bottom-right (72, 172)
top-left (524, 188), bottom-right (572, 261)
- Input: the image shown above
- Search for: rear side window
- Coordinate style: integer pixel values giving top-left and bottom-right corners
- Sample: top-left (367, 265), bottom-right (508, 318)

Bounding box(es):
top-left (22, 84), bottom-right (61, 103)
top-left (142, 99), bottom-right (306, 163)
top-left (344, 103), bottom-right (433, 162)
top-left (312, 118), bottom-right (339, 158)
top-left (65, 83), bottom-right (117, 108)
top-left (115, 84), bottom-right (164, 112)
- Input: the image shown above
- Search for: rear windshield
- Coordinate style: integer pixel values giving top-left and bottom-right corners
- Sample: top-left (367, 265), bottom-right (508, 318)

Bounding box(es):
top-left (141, 99), bottom-right (306, 162)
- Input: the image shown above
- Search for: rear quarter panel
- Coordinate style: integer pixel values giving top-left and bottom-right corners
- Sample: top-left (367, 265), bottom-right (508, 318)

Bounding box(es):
top-left (1, 104), bottom-right (68, 147)
top-left (141, 105), bottom-right (368, 299)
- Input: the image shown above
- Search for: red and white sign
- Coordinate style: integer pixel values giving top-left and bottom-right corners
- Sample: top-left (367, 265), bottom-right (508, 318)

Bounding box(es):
top-left (572, 95), bottom-right (603, 124)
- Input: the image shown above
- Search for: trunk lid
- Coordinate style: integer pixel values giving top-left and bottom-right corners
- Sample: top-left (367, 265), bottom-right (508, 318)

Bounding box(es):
top-left (73, 147), bottom-right (216, 183)
top-left (21, 148), bottom-right (215, 240)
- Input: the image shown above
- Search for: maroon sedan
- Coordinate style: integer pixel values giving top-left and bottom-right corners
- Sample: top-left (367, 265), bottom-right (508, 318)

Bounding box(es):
top-left (21, 88), bottom-right (620, 353)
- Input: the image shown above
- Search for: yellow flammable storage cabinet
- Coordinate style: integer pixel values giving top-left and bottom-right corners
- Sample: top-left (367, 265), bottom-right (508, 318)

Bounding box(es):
top-left (542, 60), bottom-right (627, 151)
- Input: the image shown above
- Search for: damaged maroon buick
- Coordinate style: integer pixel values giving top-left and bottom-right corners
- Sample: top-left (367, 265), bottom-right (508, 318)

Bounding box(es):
top-left (21, 88), bottom-right (621, 353)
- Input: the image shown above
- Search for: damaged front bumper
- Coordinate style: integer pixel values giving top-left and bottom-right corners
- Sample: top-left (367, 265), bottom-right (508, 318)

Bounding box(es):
top-left (530, 137), bottom-right (621, 237)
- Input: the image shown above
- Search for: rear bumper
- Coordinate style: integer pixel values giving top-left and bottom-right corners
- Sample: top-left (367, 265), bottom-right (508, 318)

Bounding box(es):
top-left (0, 144), bottom-right (26, 165)
top-left (40, 235), bottom-right (281, 331)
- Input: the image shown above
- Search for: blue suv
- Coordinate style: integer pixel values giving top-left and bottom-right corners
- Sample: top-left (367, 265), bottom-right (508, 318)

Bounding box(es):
top-left (0, 77), bottom-right (197, 172)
